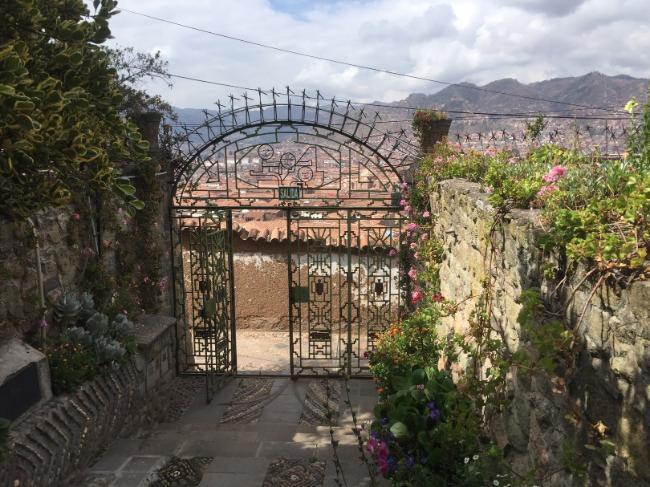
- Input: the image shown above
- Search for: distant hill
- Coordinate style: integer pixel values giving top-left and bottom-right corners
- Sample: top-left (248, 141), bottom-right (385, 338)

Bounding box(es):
top-left (171, 72), bottom-right (649, 152)
top-left (393, 72), bottom-right (648, 115)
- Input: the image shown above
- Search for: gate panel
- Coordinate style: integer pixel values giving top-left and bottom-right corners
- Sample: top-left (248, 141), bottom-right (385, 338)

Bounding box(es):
top-left (288, 208), bottom-right (402, 376)
top-left (173, 209), bottom-right (236, 401)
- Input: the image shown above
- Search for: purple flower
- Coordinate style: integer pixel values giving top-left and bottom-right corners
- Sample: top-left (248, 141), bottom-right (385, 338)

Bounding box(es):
top-left (427, 401), bottom-right (441, 423)
top-left (39, 318), bottom-right (49, 329)
top-left (388, 248), bottom-right (397, 257)
top-left (380, 416), bottom-right (389, 425)
top-left (405, 456), bottom-right (415, 469)
top-left (416, 384), bottom-right (424, 390)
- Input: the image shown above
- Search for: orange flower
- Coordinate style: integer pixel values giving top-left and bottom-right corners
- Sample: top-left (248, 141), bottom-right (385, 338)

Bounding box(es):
top-left (389, 326), bottom-right (399, 337)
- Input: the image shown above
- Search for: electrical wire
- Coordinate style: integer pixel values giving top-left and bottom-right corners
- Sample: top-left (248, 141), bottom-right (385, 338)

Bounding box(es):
top-left (121, 8), bottom-right (628, 114)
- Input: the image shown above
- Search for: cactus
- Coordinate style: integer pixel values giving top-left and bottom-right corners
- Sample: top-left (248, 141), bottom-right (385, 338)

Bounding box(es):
top-left (53, 293), bottom-right (81, 328)
top-left (85, 312), bottom-right (109, 337)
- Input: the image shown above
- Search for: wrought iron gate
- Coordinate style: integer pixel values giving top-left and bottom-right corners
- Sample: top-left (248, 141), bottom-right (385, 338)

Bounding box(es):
top-left (287, 208), bottom-right (402, 376)
top-left (172, 209), bottom-right (236, 401)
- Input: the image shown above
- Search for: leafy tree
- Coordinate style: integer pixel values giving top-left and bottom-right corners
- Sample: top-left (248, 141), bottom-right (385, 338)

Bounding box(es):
top-left (0, 0), bottom-right (147, 221)
top-left (105, 45), bottom-right (175, 119)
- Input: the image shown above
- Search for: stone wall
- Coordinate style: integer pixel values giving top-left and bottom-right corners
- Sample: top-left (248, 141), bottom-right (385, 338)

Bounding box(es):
top-left (0, 112), bottom-right (172, 341)
top-left (0, 316), bottom-right (176, 487)
top-left (0, 208), bottom-right (84, 340)
top-left (430, 179), bottom-right (650, 486)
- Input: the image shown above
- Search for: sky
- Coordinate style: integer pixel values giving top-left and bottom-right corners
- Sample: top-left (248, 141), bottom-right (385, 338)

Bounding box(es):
top-left (102, 0), bottom-right (650, 109)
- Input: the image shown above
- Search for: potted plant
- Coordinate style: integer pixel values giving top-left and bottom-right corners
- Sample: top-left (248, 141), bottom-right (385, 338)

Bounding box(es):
top-left (412, 109), bottom-right (451, 154)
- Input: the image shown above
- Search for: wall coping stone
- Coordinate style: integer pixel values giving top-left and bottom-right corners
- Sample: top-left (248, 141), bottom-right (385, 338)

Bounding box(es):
top-left (133, 314), bottom-right (176, 349)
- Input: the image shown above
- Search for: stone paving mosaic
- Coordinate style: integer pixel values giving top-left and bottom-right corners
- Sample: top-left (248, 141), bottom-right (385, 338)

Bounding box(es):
top-left (219, 377), bottom-right (274, 424)
top-left (149, 456), bottom-right (212, 487)
top-left (262, 458), bottom-right (326, 487)
top-left (162, 376), bottom-right (206, 422)
top-left (299, 379), bottom-right (341, 426)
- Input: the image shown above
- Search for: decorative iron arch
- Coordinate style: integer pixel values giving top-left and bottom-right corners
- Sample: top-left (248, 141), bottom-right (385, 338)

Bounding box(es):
top-left (168, 87), bottom-right (420, 209)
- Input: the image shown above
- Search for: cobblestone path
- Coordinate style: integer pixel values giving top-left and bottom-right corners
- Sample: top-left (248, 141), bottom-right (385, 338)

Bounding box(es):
top-left (78, 377), bottom-right (383, 487)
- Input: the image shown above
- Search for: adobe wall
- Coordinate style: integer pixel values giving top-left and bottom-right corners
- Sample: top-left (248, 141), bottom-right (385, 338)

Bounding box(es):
top-left (430, 179), bottom-right (650, 486)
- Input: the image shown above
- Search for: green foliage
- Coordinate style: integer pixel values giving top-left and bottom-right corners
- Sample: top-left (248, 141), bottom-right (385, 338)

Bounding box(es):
top-left (369, 308), bottom-right (444, 394)
top-left (411, 108), bottom-right (448, 140)
top-left (419, 133), bottom-right (649, 275)
top-left (368, 311), bottom-right (512, 485)
top-left (0, 0), bottom-right (147, 221)
top-left (525, 115), bottom-right (547, 140)
top-left (46, 291), bottom-right (134, 394)
top-left (514, 289), bottom-right (574, 374)
top-left (47, 340), bottom-right (98, 394)
top-left (105, 46), bottom-right (174, 118)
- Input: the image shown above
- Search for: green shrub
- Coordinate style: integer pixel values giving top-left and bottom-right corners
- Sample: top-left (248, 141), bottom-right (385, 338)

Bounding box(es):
top-left (47, 341), bottom-right (98, 394)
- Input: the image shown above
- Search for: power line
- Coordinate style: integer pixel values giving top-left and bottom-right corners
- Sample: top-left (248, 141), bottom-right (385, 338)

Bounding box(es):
top-left (164, 73), bottom-right (632, 121)
top-left (121, 8), bottom-right (627, 115)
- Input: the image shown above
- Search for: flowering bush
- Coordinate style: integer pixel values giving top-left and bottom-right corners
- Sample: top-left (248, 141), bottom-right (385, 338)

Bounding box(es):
top-left (416, 132), bottom-right (649, 276)
top-left (368, 308), bottom-right (511, 485)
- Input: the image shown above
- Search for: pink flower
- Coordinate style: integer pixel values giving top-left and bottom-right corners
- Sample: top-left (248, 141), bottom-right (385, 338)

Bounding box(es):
top-left (403, 205), bottom-right (412, 213)
top-left (411, 289), bottom-right (424, 304)
top-left (377, 457), bottom-right (389, 476)
top-left (537, 185), bottom-right (559, 198)
top-left (366, 437), bottom-right (379, 455)
top-left (407, 267), bottom-right (417, 280)
top-left (406, 222), bottom-right (418, 232)
top-left (102, 239), bottom-right (111, 248)
top-left (400, 182), bottom-right (409, 190)
top-left (399, 199), bottom-right (408, 207)
top-left (409, 242), bottom-right (417, 249)
top-left (377, 441), bottom-right (389, 459)
top-left (421, 233), bottom-right (429, 241)
top-left (39, 318), bottom-right (49, 329)
top-left (485, 186), bottom-right (493, 194)
top-left (71, 212), bottom-right (81, 221)
top-left (507, 157), bottom-right (518, 165)
top-left (388, 248), bottom-right (397, 257)
top-left (81, 247), bottom-right (96, 257)
top-left (413, 252), bottom-right (420, 259)
top-left (422, 211), bottom-right (430, 218)
top-left (543, 165), bottom-right (567, 183)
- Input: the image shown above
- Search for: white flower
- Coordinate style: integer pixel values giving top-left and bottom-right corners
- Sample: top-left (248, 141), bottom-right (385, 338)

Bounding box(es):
top-left (493, 481), bottom-right (499, 486)
top-left (464, 457), bottom-right (470, 464)
top-left (472, 454), bottom-right (479, 461)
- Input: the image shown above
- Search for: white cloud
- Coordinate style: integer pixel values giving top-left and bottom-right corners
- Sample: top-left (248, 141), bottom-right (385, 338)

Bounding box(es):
top-left (104, 0), bottom-right (650, 108)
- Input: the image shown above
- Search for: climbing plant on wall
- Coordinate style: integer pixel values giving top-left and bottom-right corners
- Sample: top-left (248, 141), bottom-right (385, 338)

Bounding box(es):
top-left (0, 0), bottom-right (147, 222)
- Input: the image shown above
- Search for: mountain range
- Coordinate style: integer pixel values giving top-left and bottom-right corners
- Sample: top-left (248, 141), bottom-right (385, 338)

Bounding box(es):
top-left (172, 72), bottom-right (649, 151)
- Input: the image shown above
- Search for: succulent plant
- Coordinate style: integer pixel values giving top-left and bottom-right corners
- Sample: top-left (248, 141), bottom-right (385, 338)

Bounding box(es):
top-left (93, 336), bottom-right (126, 364)
top-left (110, 314), bottom-right (133, 339)
top-left (62, 326), bottom-right (94, 348)
top-left (78, 292), bottom-right (96, 322)
top-left (53, 293), bottom-right (81, 328)
top-left (85, 312), bottom-right (109, 337)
